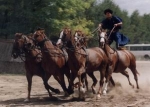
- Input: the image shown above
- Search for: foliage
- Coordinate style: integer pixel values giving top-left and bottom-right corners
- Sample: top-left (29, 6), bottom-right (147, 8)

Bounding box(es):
top-left (0, 0), bottom-right (150, 45)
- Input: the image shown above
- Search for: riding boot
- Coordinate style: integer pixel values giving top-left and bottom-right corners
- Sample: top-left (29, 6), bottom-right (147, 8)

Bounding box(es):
top-left (116, 43), bottom-right (123, 50)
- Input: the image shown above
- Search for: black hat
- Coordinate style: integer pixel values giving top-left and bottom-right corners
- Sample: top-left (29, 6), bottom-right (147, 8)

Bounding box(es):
top-left (104, 9), bottom-right (113, 14)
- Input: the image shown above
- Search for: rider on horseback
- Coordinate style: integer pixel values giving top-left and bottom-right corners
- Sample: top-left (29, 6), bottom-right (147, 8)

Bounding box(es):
top-left (98, 8), bottom-right (130, 49)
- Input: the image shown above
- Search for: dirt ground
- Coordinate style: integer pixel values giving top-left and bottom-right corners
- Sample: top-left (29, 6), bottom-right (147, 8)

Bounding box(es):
top-left (0, 61), bottom-right (150, 107)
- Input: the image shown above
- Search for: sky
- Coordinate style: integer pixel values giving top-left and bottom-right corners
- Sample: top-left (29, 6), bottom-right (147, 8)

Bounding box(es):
top-left (113, 0), bottom-right (150, 15)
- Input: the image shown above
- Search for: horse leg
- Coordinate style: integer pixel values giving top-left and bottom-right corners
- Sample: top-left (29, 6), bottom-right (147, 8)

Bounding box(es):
top-left (78, 74), bottom-right (86, 100)
top-left (63, 66), bottom-right (71, 87)
top-left (41, 74), bottom-right (60, 94)
top-left (43, 73), bottom-right (53, 97)
top-left (73, 73), bottom-right (88, 91)
top-left (103, 66), bottom-right (113, 95)
top-left (87, 72), bottom-right (98, 94)
top-left (97, 69), bottom-right (105, 99)
top-left (84, 74), bottom-right (89, 91)
top-left (130, 68), bottom-right (139, 89)
top-left (78, 67), bottom-right (86, 100)
top-left (53, 73), bottom-right (69, 96)
top-left (68, 71), bottom-right (77, 95)
top-left (110, 76), bottom-right (115, 86)
top-left (81, 73), bottom-right (88, 92)
top-left (121, 71), bottom-right (134, 88)
top-left (24, 74), bottom-right (32, 102)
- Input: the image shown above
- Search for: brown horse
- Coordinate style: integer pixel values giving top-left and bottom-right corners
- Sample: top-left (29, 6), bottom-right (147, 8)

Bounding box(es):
top-left (33, 28), bottom-right (72, 96)
top-left (57, 28), bottom-right (110, 100)
top-left (99, 30), bottom-right (139, 94)
top-left (11, 33), bottom-right (60, 102)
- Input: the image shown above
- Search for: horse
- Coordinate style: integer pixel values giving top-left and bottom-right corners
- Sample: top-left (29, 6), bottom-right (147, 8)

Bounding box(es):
top-left (98, 29), bottom-right (140, 94)
top-left (33, 28), bottom-right (72, 97)
top-left (11, 33), bottom-right (60, 102)
top-left (57, 28), bottom-right (111, 100)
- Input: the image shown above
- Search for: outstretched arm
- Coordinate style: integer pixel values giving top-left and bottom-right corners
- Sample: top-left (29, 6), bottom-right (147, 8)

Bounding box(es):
top-left (114, 22), bottom-right (122, 27)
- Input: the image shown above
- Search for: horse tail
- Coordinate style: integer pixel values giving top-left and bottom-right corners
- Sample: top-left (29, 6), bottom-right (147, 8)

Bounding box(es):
top-left (124, 50), bottom-right (140, 76)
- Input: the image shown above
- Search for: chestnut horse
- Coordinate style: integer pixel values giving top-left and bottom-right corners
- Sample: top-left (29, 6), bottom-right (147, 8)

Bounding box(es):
top-left (57, 28), bottom-right (110, 100)
top-left (33, 28), bottom-right (72, 96)
top-left (11, 33), bottom-right (60, 102)
top-left (99, 30), bottom-right (139, 94)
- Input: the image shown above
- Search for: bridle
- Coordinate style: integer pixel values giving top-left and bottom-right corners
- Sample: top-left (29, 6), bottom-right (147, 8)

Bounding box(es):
top-left (34, 30), bottom-right (66, 57)
top-left (57, 30), bottom-right (87, 56)
top-left (13, 34), bottom-right (42, 62)
top-left (99, 30), bottom-right (116, 54)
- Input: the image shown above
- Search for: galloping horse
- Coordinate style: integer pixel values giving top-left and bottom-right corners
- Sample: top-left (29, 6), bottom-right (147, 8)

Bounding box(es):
top-left (11, 33), bottom-right (60, 102)
top-left (99, 30), bottom-right (139, 94)
top-left (57, 28), bottom-right (109, 100)
top-left (33, 28), bottom-right (72, 96)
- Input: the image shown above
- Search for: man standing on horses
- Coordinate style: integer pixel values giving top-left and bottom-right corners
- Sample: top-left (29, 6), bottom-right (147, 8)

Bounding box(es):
top-left (99, 8), bottom-right (130, 49)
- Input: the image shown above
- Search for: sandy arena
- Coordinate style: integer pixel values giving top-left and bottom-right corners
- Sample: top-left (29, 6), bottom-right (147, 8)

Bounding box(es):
top-left (0, 61), bottom-right (150, 107)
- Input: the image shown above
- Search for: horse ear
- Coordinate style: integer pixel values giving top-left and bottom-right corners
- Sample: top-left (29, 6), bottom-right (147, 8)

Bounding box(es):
top-left (15, 33), bottom-right (22, 36)
top-left (15, 33), bottom-right (23, 39)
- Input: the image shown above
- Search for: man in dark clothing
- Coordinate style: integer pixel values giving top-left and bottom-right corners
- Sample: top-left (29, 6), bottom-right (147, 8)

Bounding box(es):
top-left (99, 9), bottom-right (129, 49)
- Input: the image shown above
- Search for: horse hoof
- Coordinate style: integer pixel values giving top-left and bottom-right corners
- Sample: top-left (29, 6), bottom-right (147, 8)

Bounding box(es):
top-left (54, 89), bottom-right (61, 94)
top-left (96, 94), bottom-right (101, 100)
top-left (81, 87), bottom-right (86, 94)
top-left (92, 88), bottom-right (97, 94)
top-left (103, 90), bottom-right (107, 95)
top-left (24, 98), bottom-right (30, 103)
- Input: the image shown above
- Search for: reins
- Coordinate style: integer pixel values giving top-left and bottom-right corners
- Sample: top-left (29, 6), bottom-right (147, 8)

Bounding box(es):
top-left (92, 26), bottom-right (100, 34)
top-left (108, 26), bottom-right (116, 39)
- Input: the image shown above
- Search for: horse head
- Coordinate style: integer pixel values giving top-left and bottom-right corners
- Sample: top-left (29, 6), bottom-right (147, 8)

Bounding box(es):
top-left (98, 29), bottom-right (108, 49)
top-left (74, 30), bottom-right (87, 48)
top-left (56, 28), bottom-right (72, 47)
top-left (12, 33), bottom-right (30, 58)
top-left (33, 28), bottom-right (47, 43)
top-left (12, 33), bottom-right (42, 63)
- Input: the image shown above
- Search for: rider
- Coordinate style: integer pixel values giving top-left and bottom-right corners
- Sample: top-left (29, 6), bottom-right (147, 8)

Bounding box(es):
top-left (99, 8), bottom-right (130, 49)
